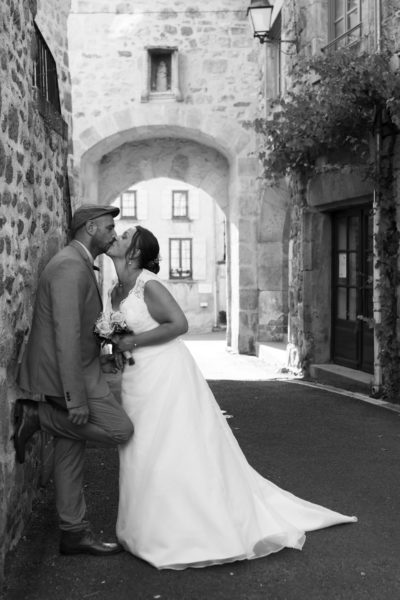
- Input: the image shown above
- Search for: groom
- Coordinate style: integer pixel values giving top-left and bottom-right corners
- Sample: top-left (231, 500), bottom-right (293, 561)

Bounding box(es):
top-left (15, 204), bottom-right (134, 556)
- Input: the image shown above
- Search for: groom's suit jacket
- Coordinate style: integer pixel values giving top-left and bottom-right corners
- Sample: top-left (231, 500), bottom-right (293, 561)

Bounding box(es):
top-left (18, 240), bottom-right (109, 409)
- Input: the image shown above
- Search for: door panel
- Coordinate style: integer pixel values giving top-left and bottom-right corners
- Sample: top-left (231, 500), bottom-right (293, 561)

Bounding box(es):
top-left (332, 206), bottom-right (373, 373)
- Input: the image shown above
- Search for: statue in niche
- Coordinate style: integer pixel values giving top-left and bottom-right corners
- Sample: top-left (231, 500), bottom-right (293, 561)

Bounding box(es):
top-left (151, 54), bottom-right (171, 92)
top-left (156, 60), bottom-right (168, 92)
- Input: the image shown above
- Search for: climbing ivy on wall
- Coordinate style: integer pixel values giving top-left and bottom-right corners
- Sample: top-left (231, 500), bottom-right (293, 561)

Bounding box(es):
top-left (254, 48), bottom-right (400, 179)
top-left (252, 47), bottom-right (400, 400)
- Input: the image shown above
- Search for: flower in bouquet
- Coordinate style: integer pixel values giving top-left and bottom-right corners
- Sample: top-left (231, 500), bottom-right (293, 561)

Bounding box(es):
top-left (94, 311), bottom-right (135, 365)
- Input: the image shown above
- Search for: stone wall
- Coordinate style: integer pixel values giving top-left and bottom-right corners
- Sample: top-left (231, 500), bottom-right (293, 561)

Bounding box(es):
top-left (69, 0), bottom-right (259, 132)
top-left (285, 0), bottom-right (400, 374)
top-left (0, 0), bottom-right (72, 584)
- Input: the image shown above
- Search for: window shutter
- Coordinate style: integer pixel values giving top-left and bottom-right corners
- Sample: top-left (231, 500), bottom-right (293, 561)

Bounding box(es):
top-left (161, 189), bottom-right (172, 219)
top-left (158, 241), bottom-right (169, 279)
top-left (188, 189), bottom-right (199, 220)
top-left (135, 189), bottom-right (147, 220)
top-left (192, 238), bottom-right (206, 280)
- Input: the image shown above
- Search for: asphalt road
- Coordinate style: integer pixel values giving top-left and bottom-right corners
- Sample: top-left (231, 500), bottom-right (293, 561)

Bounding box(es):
top-left (3, 340), bottom-right (400, 600)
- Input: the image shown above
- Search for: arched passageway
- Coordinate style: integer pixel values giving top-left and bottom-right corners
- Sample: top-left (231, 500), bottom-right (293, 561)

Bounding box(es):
top-left (75, 107), bottom-right (259, 353)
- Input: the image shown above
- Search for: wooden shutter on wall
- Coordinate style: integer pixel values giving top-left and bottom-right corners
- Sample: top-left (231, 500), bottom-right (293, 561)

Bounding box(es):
top-left (188, 189), bottom-right (199, 220)
top-left (192, 238), bottom-right (206, 280)
top-left (158, 241), bottom-right (169, 280)
top-left (136, 189), bottom-right (148, 220)
top-left (162, 189), bottom-right (172, 219)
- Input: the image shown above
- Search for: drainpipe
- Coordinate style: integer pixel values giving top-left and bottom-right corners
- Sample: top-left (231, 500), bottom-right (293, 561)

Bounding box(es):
top-left (212, 200), bottom-right (219, 329)
top-left (372, 0), bottom-right (383, 395)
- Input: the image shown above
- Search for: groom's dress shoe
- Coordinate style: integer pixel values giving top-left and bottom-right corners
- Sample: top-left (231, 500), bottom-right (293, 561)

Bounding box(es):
top-left (60, 530), bottom-right (124, 556)
top-left (13, 399), bottom-right (41, 464)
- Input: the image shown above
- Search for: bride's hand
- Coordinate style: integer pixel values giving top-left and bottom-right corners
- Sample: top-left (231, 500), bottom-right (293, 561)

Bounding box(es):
top-left (113, 333), bottom-right (135, 352)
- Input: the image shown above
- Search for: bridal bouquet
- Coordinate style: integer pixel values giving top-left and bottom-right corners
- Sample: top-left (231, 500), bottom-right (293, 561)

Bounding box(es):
top-left (94, 311), bottom-right (135, 365)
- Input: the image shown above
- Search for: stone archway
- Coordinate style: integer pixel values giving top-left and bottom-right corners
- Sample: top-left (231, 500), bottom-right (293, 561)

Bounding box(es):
top-left (74, 106), bottom-right (260, 353)
top-left (96, 138), bottom-right (229, 211)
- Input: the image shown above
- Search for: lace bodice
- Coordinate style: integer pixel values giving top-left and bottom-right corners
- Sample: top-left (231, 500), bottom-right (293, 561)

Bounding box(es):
top-left (119, 269), bottom-right (167, 335)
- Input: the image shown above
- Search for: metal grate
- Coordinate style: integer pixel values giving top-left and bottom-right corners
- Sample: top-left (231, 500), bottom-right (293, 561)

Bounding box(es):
top-left (322, 24), bottom-right (362, 53)
top-left (33, 24), bottom-right (61, 114)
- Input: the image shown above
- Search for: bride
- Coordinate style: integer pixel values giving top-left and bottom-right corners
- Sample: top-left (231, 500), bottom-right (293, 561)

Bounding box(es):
top-left (106, 225), bottom-right (357, 570)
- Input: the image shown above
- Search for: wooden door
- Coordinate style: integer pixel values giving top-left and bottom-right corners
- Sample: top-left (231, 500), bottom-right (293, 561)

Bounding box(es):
top-left (332, 206), bottom-right (373, 373)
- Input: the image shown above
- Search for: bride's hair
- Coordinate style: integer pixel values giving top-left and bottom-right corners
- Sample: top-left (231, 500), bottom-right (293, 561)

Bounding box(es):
top-left (126, 226), bottom-right (160, 274)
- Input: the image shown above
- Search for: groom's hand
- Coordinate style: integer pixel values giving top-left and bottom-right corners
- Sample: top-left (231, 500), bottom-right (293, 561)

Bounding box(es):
top-left (68, 405), bottom-right (90, 425)
top-left (100, 353), bottom-right (119, 374)
top-left (114, 350), bottom-right (125, 371)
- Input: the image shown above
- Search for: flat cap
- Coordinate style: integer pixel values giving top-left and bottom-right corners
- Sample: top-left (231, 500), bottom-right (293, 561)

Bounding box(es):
top-left (70, 203), bottom-right (120, 235)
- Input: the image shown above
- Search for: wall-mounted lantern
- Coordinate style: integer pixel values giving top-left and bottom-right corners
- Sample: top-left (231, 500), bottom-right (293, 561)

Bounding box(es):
top-left (247, 0), bottom-right (298, 50)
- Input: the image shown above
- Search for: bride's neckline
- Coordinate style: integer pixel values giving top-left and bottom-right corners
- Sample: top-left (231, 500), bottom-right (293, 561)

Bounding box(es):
top-left (117, 268), bottom-right (142, 289)
top-left (117, 269), bottom-right (143, 306)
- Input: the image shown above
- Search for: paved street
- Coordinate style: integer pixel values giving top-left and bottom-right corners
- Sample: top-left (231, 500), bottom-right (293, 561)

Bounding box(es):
top-left (4, 335), bottom-right (400, 600)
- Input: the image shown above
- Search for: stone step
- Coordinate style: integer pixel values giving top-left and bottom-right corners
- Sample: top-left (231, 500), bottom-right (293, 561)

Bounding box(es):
top-left (309, 363), bottom-right (373, 395)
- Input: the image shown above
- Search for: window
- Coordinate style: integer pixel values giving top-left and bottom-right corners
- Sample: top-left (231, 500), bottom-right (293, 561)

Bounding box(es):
top-left (120, 191), bottom-right (137, 219)
top-left (172, 191), bottom-right (189, 219)
top-left (327, 0), bottom-right (362, 50)
top-left (169, 239), bottom-right (192, 279)
top-left (141, 47), bottom-right (182, 102)
top-left (33, 24), bottom-right (61, 114)
top-left (269, 13), bottom-right (282, 97)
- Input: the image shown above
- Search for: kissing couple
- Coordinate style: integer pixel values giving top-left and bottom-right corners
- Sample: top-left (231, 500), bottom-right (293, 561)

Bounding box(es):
top-left (15, 203), bottom-right (356, 569)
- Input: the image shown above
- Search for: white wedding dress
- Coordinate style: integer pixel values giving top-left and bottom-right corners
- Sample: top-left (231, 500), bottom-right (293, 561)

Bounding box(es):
top-left (116, 269), bottom-right (357, 570)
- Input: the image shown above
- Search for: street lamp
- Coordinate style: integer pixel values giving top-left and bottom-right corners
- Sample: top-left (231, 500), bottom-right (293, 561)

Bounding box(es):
top-left (247, 0), bottom-right (273, 43)
top-left (247, 0), bottom-right (298, 50)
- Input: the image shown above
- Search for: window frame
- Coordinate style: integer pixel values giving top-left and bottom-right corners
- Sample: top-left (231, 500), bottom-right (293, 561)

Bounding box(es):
top-left (326, 0), bottom-right (362, 51)
top-left (120, 190), bottom-right (137, 220)
top-left (33, 24), bottom-right (61, 114)
top-left (269, 13), bottom-right (282, 98)
top-left (141, 46), bottom-right (182, 103)
top-left (172, 190), bottom-right (189, 220)
top-left (169, 238), bottom-right (193, 280)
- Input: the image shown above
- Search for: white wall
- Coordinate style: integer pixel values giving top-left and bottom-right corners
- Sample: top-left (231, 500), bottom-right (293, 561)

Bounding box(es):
top-left (102, 177), bottom-right (226, 333)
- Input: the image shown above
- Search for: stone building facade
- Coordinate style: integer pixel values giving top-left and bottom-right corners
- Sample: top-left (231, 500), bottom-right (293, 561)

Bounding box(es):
top-left (68, 0), bottom-right (288, 355)
top-left (271, 0), bottom-right (400, 393)
top-left (103, 178), bottom-right (227, 334)
top-left (0, 0), bottom-right (72, 582)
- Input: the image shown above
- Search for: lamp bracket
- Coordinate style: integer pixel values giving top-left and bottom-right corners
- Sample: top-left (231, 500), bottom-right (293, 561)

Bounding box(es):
top-left (255, 33), bottom-right (298, 52)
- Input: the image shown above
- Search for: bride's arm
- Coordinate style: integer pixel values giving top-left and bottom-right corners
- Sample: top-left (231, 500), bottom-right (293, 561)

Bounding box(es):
top-left (114, 281), bottom-right (188, 351)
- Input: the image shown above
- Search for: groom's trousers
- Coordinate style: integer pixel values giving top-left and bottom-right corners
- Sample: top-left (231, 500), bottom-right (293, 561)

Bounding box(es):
top-left (38, 392), bottom-right (134, 532)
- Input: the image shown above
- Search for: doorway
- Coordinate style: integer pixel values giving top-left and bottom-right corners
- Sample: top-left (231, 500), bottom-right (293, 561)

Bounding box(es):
top-left (332, 205), bottom-right (374, 373)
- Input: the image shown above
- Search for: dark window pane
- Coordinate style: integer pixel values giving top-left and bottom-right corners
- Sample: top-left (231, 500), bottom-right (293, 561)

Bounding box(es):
top-left (349, 252), bottom-right (357, 285)
top-left (348, 288), bottom-right (357, 320)
top-left (337, 218), bottom-right (347, 250)
top-left (348, 217), bottom-right (358, 250)
top-left (34, 25), bottom-right (61, 113)
top-left (337, 287), bottom-right (347, 319)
